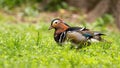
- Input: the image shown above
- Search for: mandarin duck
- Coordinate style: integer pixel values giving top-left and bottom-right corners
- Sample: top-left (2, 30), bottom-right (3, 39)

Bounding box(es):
top-left (49, 18), bottom-right (105, 48)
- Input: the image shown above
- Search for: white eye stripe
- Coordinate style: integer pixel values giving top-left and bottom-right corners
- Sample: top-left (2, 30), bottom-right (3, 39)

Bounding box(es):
top-left (53, 20), bottom-right (60, 24)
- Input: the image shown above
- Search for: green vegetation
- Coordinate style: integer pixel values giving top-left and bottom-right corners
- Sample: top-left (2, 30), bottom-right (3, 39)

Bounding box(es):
top-left (0, 0), bottom-right (42, 9)
top-left (44, 0), bottom-right (68, 11)
top-left (0, 14), bottom-right (120, 68)
top-left (0, 0), bottom-right (66, 11)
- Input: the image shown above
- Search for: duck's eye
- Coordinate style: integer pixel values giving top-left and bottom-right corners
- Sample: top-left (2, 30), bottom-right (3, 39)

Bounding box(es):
top-left (55, 22), bottom-right (57, 24)
top-left (52, 20), bottom-right (60, 25)
top-left (53, 21), bottom-right (59, 24)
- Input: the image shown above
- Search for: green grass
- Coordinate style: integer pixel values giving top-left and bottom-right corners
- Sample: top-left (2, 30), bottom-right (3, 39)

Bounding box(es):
top-left (0, 20), bottom-right (120, 68)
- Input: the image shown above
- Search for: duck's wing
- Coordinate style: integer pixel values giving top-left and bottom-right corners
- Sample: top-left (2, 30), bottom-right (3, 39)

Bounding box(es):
top-left (66, 27), bottom-right (105, 42)
top-left (73, 28), bottom-right (105, 41)
top-left (93, 31), bottom-right (105, 36)
top-left (66, 27), bottom-right (89, 42)
top-left (66, 27), bottom-right (92, 38)
top-left (66, 27), bottom-right (89, 31)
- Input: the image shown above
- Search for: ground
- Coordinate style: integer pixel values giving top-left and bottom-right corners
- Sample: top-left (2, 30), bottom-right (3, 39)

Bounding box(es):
top-left (0, 11), bottom-right (120, 68)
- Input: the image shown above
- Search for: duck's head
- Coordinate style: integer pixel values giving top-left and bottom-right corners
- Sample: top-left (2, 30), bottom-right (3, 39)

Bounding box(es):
top-left (49, 18), bottom-right (70, 30)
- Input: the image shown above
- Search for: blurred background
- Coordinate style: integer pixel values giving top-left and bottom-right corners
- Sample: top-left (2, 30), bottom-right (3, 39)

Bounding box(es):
top-left (0, 0), bottom-right (120, 31)
top-left (0, 1), bottom-right (120, 67)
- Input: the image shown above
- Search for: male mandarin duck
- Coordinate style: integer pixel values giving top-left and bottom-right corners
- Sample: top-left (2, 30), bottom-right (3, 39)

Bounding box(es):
top-left (49, 18), bottom-right (105, 48)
